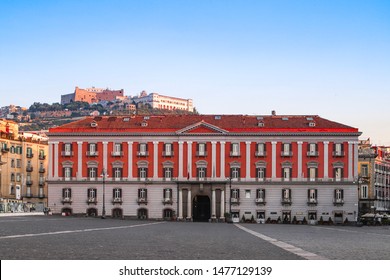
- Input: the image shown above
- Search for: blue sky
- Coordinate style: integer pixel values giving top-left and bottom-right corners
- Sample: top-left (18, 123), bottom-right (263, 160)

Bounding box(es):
top-left (0, 0), bottom-right (389, 144)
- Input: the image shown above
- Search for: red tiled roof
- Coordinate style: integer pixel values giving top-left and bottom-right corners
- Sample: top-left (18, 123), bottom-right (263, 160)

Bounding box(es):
top-left (48, 115), bottom-right (359, 134)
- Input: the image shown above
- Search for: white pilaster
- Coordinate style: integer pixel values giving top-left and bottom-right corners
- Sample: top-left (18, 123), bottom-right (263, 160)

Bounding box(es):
top-left (153, 141), bottom-right (159, 179)
top-left (211, 141), bottom-right (217, 178)
top-left (187, 188), bottom-right (192, 219)
top-left (297, 141), bottom-right (303, 180)
top-left (178, 141), bottom-right (184, 179)
top-left (187, 141), bottom-right (192, 180)
top-left (48, 142), bottom-right (53, 180)
top-left (178, 188), bottom-right (183, 219)
top-left (211, 188), bottom-right (216, 218)
top-left (220, 189), bottom-right (225, 219)
top-left (271, 141), bottom-right (277, 179)
top-left (323, 141), bottom-right (329, 179)
top-left (220, 141), bottom-right (226, 178)
top-left (354, 141), bottom-right (359, 179)
top-left (348, 141), bottom-right (353, 180)
top-left (77, 141), bottom-right (83, 180)
top-left (54, 142), bottom-right (59, 179)
top-left (127, 142), bottom-right (133, 180)
top-left (102, 142), bottom-right (108, 172)
top-left (246, 141), bottom-right (251, 180)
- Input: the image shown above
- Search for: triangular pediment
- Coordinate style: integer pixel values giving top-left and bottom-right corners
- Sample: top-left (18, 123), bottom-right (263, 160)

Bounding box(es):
top-left (176, 121), bottom-right (228, 134)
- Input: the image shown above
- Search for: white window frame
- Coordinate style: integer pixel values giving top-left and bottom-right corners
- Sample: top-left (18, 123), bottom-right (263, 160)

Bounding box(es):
top-left (64, 167), bottom-right (72, 181)
top-left (361, 185), bottom-right (368, 199)
top-left (198, 143), bottom-right (206, 156)
top-left (231, 143), bottom-right (240, 156)
top-left (283, 167), bottom-right (291, 181)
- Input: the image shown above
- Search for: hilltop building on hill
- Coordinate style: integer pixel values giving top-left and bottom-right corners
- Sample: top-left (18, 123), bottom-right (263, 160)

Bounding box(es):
top-left (61, 86), bottom-right (124, 105)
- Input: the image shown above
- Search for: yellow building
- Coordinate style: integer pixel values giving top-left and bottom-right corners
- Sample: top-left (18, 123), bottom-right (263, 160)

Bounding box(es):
top-left (0, 119), bottom-right (48, 212)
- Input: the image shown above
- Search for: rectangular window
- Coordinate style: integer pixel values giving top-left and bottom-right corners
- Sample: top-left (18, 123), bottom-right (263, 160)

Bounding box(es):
top-left (197, 143), bottom-right (206, 156)
top-left (113, 188), bottom-right (122, 202)
top-left (230, 167), bottom-right (240, 180)
top-left (256, 167), bottom-right (266, 181)
top-left (163, 188), bottom-right (173, 203)
top-left (256, 143), bottom-right (266, 156)
top-left (245, 190), bottom-right (251, 199)
top-left (26, 147), bottom-right (33, 158)
top-left (361, 164), bottom-right (369, 177)
top-left (231, 143), bottom-right (240, 156)
top-left (64, 167), bottom-right (72, 181)
top-left (282, 189), bottom-right (291, 202)
top-left (282, 143), bottom-right (292, 156)
top-left (139, 167), bottom-right (148, 180)
top-left (164, 167), bottom-right (172, 180)
top-left (308, 189), bottom-right (317, 203)
top-left (256, 189), bottom-right (265, 203)
top-left (112, 143), bottom-right (122, 156)
top-left (231, 189), bottom-right (240, 203)
top-left (163, 143), bottom-right (173, 156)
top-left (113, 168), bottom-right (122, 181)
top-left (283, 167), bottom-right (291, 181)
top-left (89, 168), bottom-right (97, 180)
top-left (16, 159), bottom-right (21, 168)
top-left (307, 143), bottom-right (318, 156)
top-left (334, 143), bottom-right (344, 156)
top-left (62, 188), bottom-right (72, 202)
top-left (138, 143), bottom-right (148, 156)
top-left (334, 189), bottom-right (344, 203)
top-left (64, 143), bottom-right (72, 156)
top-left (197, 167), bottom-right (206, 180)
top-left (138, 188), bottom-right (147, 203)
top-left (309, 167), bottom-right (317, 181)
top-left (334, 167), bottom-right (343, 181)
top-left (361, 185), bottom-right (368, 199)
top-left (87, 188), bottom-right (97, 202)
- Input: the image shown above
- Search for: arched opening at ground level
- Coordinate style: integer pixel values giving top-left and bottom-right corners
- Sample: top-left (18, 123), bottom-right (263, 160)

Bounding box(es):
top-left (192, 195), bottom-right (210, 222)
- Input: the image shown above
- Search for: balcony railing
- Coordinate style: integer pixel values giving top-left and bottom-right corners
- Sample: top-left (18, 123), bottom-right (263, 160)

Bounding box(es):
top-left (111, 151), bottom-right (124, 157)
top-left (307, 198), bottom-right (318, 206)
top-left (39, 167), bottom-right (46, 173)
top-left (39, 154), bottom-right (46, 160)
top-left (86, 151), bottom-right (99, 157)
top-left (62, 197), bottom-right (72, 204)
top-left (26, 153), bottom-right (34, 158)
top-left (39, 180), bottom-right (45, 186)
top-left (195, 151), bottom-right (208, 157)
top-left (255, 198), bottom-right (266, 205)
top-left (255, 151), bottom-right (267, 157)
top-left (162, 198), bottom-right (173, 205)
top-left (162, 151), bottom-right (174, 157)
top-left (332, 151), bottom-right (345, 157)
top-left (26, 180), bottom-right (33, 186)
top-left (230, 197), bottom-right (240, 205)
top-left (230, 152), bottom-right (241, 157)
top-left (26, 166), bottom-right (33, 172)
top-left (333, 199), bottom-right (344, 206)
top-left (1, 147), bottom-right (9, 153)
top-left (281, 198), bottom-right (292, 205)
top-left (137, 197), bottom-right (148, 205)
top-left (38, 193), bottom-right (46, 199)
top-left (87, 198), bottom-right (97, 204)
top-left (306, 151), bottom-right (319, 157)
top-left (281, 151), bottom-right (293, 157)
top-left (61, 151), bottom-right (74, 157)
top-left (112, 198), bottom-right (123, 204)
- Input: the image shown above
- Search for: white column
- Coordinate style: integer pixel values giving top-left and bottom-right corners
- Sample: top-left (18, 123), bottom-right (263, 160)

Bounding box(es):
top-left (271, 141), bottom-right (277, 179)
top-left (297, 141), bottom-right (303, 180)
top-left (54, 142), bottom-right (59, 179)
top-left (187, 141), bottom-right (192, 180)
top-left (220, 189), bottom-right (225, 219)
top-left (48, 142), bottom-right (53, 180)
top-left (178, 141), bottom-right (184, 179)
top-left (211, 188), bottom-right (216, 218)
top-left (220, 141), bottom-right (225, 178)
top-left (103, 142), bottom-right (108, 172)
top-left (323, 141), bottom-right (329, 179)
top-left (178, 188), bottom-right (183, 219)
top-left (211, 141), bottom-right (217, 178)
top-left (354, 141), bottom-right (359, 179)
top-left (246, 141), bottom-right (251, 180)
top-left (153, 141), bottom-right (159, 179)
top-left (127, 142), bottom-right (133, 180)
top-left (348, 141), bottom-right (353, 180)
top-left (77, 141), bottom-right (83, 180)
top-left (187, 188), bottom-right (192, 219)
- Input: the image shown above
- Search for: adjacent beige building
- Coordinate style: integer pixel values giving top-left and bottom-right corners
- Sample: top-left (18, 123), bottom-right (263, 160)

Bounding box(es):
top-left (0, 119), bottom-right (49, 212)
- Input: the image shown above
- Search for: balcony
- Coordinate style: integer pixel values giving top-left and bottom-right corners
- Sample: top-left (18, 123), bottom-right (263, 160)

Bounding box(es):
top-left (25, 192), bottom-right (33, 198)
top-left (306, 151), bottom-right (319, 157)
top-left (111, 151), bottom-right (124, 157)
top-left (307, 199), bottom-right (318, 206)
top-left (39, 180), bottom-right (45, 186)
top-left (26, 166), bottom-right (33, 172)
top-left (26, 153), bottom-right (34, 159)
top-left (255, 151), bottom-right (267, 157)
top-left (39, 154), bottom-right (46, 160)
top-left (281, 151), bottom-right (293, 157)
top-left (86, 151), bottom-right (99, 157)
top-left (137, 197), bottom-right (148, 205)
top-left (62, 197), bottom-right (72, 204)
top-left (230, 152), bottom-right (241, 157)
top-left (1, 147), bottom-right (9, 153)
top-left (230, 197), bottom-right (240, 205)
top-left (61, 151), bottom-right (74, 157)
top-left (195, 151), bottom-right (208, 157)
top-left (87, 197), bottom-right (97, 205)
top-left (112, 198), bottom-right (123, 205)
top-left (26, 180), bottom-right (33, 186)
top-left (39, 167), bottom-right (46, 173)
top-left (137, 151), bottom-right (149, 157)
top-left (162, 151), bottom-right (174, 157)
top-left (281, 198), bottom-right (292, 206)
top-left (162, 198), bottom-right (173, 205)
top-left (332, 151), bottom-right (345, 157)
top-left (333, 199), bottom-right (344, 206)
top-left (38, 193), bottom-right (46, 199)
top-left (255, 198), bottom-right (266, 205)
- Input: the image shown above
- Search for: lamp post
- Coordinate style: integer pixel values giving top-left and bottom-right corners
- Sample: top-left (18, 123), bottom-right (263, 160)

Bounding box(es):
top-left (101, 168), bottom-right (106, 219)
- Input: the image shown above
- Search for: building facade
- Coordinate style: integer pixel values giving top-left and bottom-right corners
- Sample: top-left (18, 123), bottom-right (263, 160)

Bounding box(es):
top-left (0, 119), bottom-right (49, 212)
top-left (132, 91), bottom-right (194, 112)
top-left (47, 114), bottom-right (360, 223)
top-left (61, 86), bottom-right (124, 105)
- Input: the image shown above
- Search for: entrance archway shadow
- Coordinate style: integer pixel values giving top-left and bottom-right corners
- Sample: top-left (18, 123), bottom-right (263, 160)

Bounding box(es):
top-left (192, 195), bottom-right (210, 222)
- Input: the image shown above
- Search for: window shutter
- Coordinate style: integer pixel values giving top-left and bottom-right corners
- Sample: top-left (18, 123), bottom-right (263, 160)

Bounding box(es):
top-left (69, 189), bottom-right (72, 198)
top-left (282, 189), bottom-right (284, 199)
top-left (289, 143), bottom-right (292, 153)
top-left (263, 143), bottom-right (267, 153)
top-left (315, 189), bottom-right (318, 199)
top-left (308, 189), bottom-right (310, 199)
top-left (163, 189), bottom-right (166, 199)
top-left (263, 189), bottom-right (266, 199)
top-left (341, 189), bottom-right (344, 199)
top-left (307, 168), bottom-right (310, 179)
top-left (62, 168), bottom-right (65, 177)
top-left (341, 143), bottom-right (344, 152)
top-left (334, 189), bottom-right (337, 199)
top-left (138, 189), bottom-right (141, 198)
top-left (87, 188), bottom-right (90, 197)
top-left (264, 168), bottom-right (267, 178)
top-left (145, 143), bottom-right (148, 152)
top-left (145, 189), bottom-right (148, 198)
top-left (62, 188), bottom-right (66, 197)
top-left (119, 189), bottom-right (122, 197)
top-left (237, 189), bottom-right (240, 199)
top-left (341, 168), bottom-right (344, 179)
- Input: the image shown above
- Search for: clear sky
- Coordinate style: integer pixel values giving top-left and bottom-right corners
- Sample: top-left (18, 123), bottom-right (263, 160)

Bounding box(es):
top-left (0, 0), bottom-right (389, 144)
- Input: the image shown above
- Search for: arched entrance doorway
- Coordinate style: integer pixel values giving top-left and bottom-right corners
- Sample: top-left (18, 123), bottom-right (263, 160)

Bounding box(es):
top-left (112, 208), bottom-right (123, 218)
top-left (193, 195), bottom-right (210, 222)
top-left (87, 208), bottom-right (98, 217)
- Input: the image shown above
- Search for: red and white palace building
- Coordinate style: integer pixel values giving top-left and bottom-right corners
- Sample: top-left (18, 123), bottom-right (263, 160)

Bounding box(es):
top-left (47, 114), bottom-right (361, 223)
